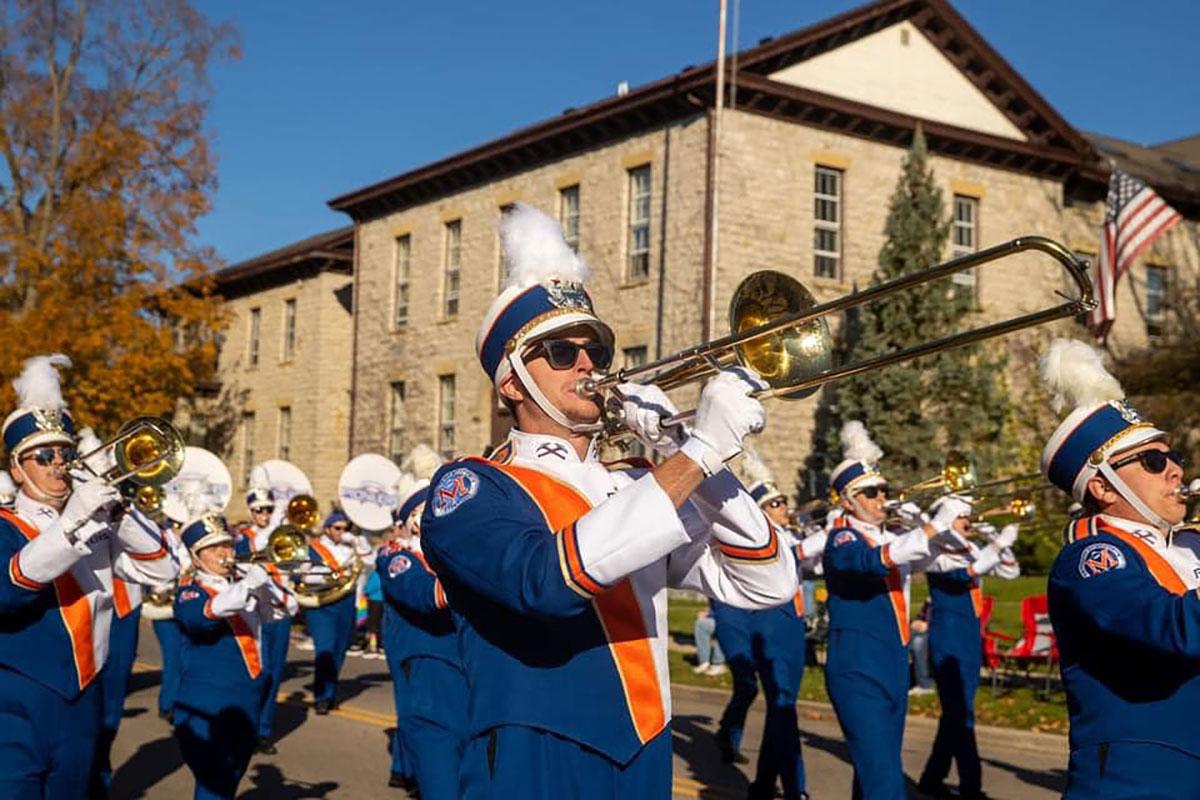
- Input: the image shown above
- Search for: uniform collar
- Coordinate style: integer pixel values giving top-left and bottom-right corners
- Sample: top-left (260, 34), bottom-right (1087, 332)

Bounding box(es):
top-left (15, 488), bottom-right (60, 531)
top-left (193, 569), bottom-right (232, 589)
top-left (841, 511), bottom-right (883, 538)
top-left (507, 428), bottom-right (597, 465)
top-left (1099, 513), bottom-right (1169, 548)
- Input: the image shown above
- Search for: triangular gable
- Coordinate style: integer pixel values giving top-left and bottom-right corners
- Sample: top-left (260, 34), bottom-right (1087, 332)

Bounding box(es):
top-left (769, 19), bottom-right (1026, 142)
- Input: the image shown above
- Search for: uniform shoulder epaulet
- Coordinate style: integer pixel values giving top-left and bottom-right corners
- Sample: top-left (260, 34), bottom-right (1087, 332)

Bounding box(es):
top-left (1061, 515), bottom-right (1097, 546)
top-left (483, 440), bottom-right (515, 465)
top-left (603, 456), bottom-right (654, 473)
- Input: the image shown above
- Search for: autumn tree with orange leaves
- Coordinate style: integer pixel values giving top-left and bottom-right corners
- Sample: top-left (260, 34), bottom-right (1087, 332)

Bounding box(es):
top-left (0, 0), bottom-right (237, 436)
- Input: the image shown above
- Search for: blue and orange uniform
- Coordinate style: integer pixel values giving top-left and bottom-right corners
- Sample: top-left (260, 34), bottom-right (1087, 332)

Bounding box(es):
top-left (422, 429), bottom-right (797, 799)
top-left (377, 538), bottom-right (466, 800)
top-left (302, 516), bottom-right (367, 710)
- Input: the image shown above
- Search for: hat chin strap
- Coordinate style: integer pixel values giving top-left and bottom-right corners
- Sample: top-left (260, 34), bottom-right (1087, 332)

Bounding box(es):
top-left (508, 352), bottom-right (603, 436)
top-left (1097, 461), bottom-right (1172, 533)
top-left (13, 461), bottom-right (70, 507)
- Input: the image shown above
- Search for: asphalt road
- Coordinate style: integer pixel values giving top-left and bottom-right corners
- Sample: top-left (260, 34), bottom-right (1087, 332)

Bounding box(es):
top-left (110, 620), bottom-right (1067, 798)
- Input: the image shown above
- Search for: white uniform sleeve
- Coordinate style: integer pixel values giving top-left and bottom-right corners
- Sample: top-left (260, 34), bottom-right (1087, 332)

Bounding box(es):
top-left (992, 546), bottom-right (1021, 579)
top-left (111, 511), bottom-right (179, 585)
top-left (13, 519), bottom-right (84, 583)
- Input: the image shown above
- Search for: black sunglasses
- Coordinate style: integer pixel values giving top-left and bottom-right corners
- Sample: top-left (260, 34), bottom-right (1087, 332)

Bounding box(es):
top-left (857, 486), bottom-right (888, 499)
top-left (22, 446), bottom-right (77, 466)
top-left (527, 339), bottom-right (614, 371)
top-left (252, 506), bottom-right (275, 514)
top-left (765, 497), bottom-right (788, 509)
top-left (1110, 448), bottom-right (1186, 475)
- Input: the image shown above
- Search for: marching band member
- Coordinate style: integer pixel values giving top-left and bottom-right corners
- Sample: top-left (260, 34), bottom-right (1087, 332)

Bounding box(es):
top-left (713, 451), bottom-right (811, 800)
top-left (380, 501), bottom-right (418, 792)
top-left (821, 421), bottom-right (964, 800)
top-left (302, 510), bottom-right (371, 714)
top-left (173, 513), bottom-right (290, 800)
top-left (149, 520), bottom-right (189, 723)
top-left (0, 354), bottom-right (176, 797)
top-left (916, 500), bottom-right (1021, 800)
top-left (1039, 339), bottom-right (1200, 797)
top-left (378, 479), bottom-right (466, 800)
top-left (422, 204), bottom-right (796, 798)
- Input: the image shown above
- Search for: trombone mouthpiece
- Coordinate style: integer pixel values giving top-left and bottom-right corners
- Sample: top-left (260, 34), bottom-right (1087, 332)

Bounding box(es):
top-left (1179, 479), bottom-right (1200, 499)
top-left (576, 377), bottom-right (600, 396)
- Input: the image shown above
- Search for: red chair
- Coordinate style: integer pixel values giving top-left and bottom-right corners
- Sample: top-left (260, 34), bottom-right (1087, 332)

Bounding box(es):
top-left (993, 594), bottom-right (1060, 696)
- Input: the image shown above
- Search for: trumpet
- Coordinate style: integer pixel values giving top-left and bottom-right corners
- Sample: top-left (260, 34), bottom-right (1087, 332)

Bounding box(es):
top-left (70, 416), bottom-right (185, 488)
top-left (890, 451), bottom-right (977, 504)
top-left (580, 236), bottom-right (1094, 439)
top-left (971, 489), bottom-right (1037, 525)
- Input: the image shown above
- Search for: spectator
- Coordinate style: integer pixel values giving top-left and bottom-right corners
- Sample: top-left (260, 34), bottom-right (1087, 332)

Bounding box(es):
top-left (909, 599), bottom-right (934, 695)
top-left (693, 606), bottom-right (727, 676)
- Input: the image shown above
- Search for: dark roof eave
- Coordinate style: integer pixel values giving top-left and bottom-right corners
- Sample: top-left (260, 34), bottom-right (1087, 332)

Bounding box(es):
top-left (212, 227), bottom-right (355, 290)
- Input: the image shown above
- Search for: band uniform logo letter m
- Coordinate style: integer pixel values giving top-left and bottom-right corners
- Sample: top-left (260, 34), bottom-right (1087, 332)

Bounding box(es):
top-left (1077, 542), bottom-right (1126, 578)
top-left (432, 467), bottom-right (480, 517)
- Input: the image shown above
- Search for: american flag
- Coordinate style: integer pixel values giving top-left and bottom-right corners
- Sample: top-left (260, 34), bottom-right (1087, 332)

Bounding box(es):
top-left (1089, 168), bottom-right (1181, 341)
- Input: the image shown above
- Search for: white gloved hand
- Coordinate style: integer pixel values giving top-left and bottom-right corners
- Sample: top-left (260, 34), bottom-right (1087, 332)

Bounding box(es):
top-left (240, 563), bottom-right (270, 591)
top-left (973, 522), bottom-right (997, 540)
top-left (928, 495), bottom-right (974, 533)
top-left (208, 582), bottom-right (252, 616)
top-left (680, 368), bottom-right (768, 476)
top-left (993, 523), bottom-right (1019, 550)
top-left (894, 501), bottom-right (928, 526)
top-left (885, 528), bottom-right (930, 565)
top-left (338, 530), bottom-right (357, 546)
top-left (60, 478), bottom-right (122, 535)
top-left (302, 573), bottom-right (330, 587)
top-left (971, 546), bottom-right (1001, 576)
top-left (616, 382), bottom-right (689, 457)
top-left (799, 530), bottom-right (828, 560)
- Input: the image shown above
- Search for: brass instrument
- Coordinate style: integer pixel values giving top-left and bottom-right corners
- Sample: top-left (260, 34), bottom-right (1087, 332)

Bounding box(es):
top-left (893, 451), bottom-right (977, 502)
top-left (972, 489), bottom-right (1037, 525)
top-left (581, 236), bottom-right (1094, 437)
top-left (71, 416), bottom-right (185, 488)
top-left (272, 494), bottom-right (363, 608)
top-left (239, 525), bottom-right (310, 568)
top-left (133, 484), bottom-right (164, 516)
top-left (285, 494), bottom-right (320, 530)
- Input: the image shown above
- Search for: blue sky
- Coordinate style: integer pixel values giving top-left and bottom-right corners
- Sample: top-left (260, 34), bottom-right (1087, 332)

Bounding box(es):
top-left (195, 0), bottom-right (1200, 265)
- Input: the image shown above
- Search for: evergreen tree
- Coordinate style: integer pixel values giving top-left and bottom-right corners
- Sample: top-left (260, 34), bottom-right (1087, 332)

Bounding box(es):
top-left (804, 128), bottom-right (1014, 494)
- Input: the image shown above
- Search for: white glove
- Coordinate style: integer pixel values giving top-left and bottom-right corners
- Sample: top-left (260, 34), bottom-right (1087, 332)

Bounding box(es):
top-left (928, 495), bottom-right (973, 533)
top-left (885, 528), bottom-right (930, 565)
top-left (61, 478), bottom-right (122, 535)
top-left (616, 382), bottom-right (688, 457)
top-left (208, 582), bottom-right (253, 616)
top-left (798, 530), bottom-right (827, 560)
top-left (971, 546), bottom-right (1001, 576)
top-left (302, 572), bottom-right (330, 587)
top-left (338, 530), bottom-right (357, 546)
top-left (680, 368), bottom-right (768, 476)
top-left (993, 523), bottom-right (1019, 550)
top-left (893, 501), bottom-right (928, 526)
top-left (240, 563), bottom-right (270, 591)
top-left (973, 522), bottom-right (997, 540)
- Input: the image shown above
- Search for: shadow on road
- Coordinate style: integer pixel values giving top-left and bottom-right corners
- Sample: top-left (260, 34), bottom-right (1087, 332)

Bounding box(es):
top-left (982, 754), bottom-right (1067, 794)
top-left (672, 714), bottom-right (749, 800)
top-left (110, 733), bottom-right (183, 799)
top-left (239, 764), bottom-right (338, 798)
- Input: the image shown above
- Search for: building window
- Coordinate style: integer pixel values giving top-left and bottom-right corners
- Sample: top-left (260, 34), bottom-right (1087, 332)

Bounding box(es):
top-left (560, 185), bottom-right (581, 252)
top-left (622, 346), bottom-right (648, 458)
top-left (951, 195), bottom-right (979, 293)
top-left (438, 374), bottom-right (456, 460)
top-left (813, 166), bottom-right (842, 279)
top-left (388, 381), bottom-right (406, 463)
top-left (394, 235), bottom-right (411, 327)
top-left (281, 298), bottom-right (297, 361)
top-left (241, 412), bottom-right (256, 487)
top-left (627, 165), bottom-right (651, 280)
top-left (1145, 265), bottom-right (1168, 337)
top-left (248, 307), bottom-right (261, 367)
top-left (277, 406), bottom-right (292, 461)
top-left (443, 220), bottom-right (461, 317)
top-left (497, 204), bottom-right (516, 286)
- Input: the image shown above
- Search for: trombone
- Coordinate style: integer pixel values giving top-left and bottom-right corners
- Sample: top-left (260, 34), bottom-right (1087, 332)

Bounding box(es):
top-left (581, 236), bottom-right (1094, 436)
top-left (71, 416), bottom-right (185, 488)
top-left (890, 451), bottom-right (976, 503)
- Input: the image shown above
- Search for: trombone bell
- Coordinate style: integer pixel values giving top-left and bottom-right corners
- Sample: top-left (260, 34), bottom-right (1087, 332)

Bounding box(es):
top-left (74, 416), bottom-right (185, 488)
top-left (729, 272), bottom-right (832, 400)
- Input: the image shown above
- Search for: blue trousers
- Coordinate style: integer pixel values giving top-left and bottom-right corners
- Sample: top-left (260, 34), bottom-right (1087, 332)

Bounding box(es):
top-left (715, 605), bottom-right (807, 799)
top-left (383, 610), bottom-right (414, 780)
top-left (306, 594), bottom-right (355, 704)
top-left (95, 606), bottom-right (142, 793)
top-left (401, 656), bottom-right (468, 800)
top-left (152, 619), bottom-right (183, 716)
top-left (1065, 740), bottom-right (1200, 799)
top-left (174, 680), bottom-right (267, 800)
top-left (921, 614), bottom-right (982, 793)
top-left (257, 616), bottom-right (292, 738)
top-left (460, 724), bottom-right (673, 799)
top-left (0, 668), bottom-right (102, 800)
top-left (825, 629), bottom-right (909, 800)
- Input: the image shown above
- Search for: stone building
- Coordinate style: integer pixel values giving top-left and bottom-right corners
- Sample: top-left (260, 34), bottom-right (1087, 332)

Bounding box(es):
top-left (313, 0), bottom-right (1200, 496)
top-left (209, 227), bottom-right (354, 519)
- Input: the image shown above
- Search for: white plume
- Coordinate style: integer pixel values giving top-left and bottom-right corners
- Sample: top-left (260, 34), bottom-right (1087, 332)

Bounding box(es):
top-left (1038, 338), bottom-right (1124, 414)
top-left (840, 420), bottom-right (883, 464)
top-left (0, 472), bottom-right (15, 503)
top-left (248, 464), bottom-right (270, 491)
top-left (12, 354), bottom-right (71, 410)
top-left (741, 448), bottom-right (776, 487)
top-left (402, 444), bottom-right (443, 482)
top-left (500, 202), bottom-right (589, 290)
top-left (394, 470), bottom-right (416, 506)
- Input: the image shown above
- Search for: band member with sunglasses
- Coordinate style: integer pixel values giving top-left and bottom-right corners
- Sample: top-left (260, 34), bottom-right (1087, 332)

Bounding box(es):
top-left (1038, 339), bottom-right (1200, 798)
top-left (173, 513), bottom-right (291, 800)
top-left (303, 511), bottom-right (372, 714)
top-left (711, 452), bottom-right (814, 800)
top-left (916, 497), bottom-right (1021, 800)
top-left (422, 204), bottom-right (796, 799)
top-left (821, 421), bottom-right (966, 800)
top-left (0, 354), bottom-right (177, 798)
top-left (379, 491), bottom-right (421, 792)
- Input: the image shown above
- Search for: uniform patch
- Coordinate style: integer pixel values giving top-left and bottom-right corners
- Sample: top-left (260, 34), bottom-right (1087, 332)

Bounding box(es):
top-left (832, 530), bottom-right (856, 548)
top-left (388, 554), bottom-right (412, 577)
top-left (178, 588), bottom-right (201, 602)
top-left (431, 467), bottom-right (480, 517)
top-left (1077, 542), bottom-right (1126, 578)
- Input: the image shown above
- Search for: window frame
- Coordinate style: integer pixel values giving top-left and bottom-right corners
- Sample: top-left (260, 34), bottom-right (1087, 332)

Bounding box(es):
top-left (241, 411), bottom-right (256, 488)
top-left (277, 406), bottom-right (292, 461)
top-left (443, 219), bottom-right (462, 318)
top-left (393, 234), bottom-right (412, 328)
top-left (626, 165), bottom-right (651, 281)
top-left (281, 298), bottom-right (297, 361)
top-left (437, 374), bottom-right (456, 460)
top-left (559, 184), bottom-right (581, 253)
top-left (951, 194), bottom-right (980, 294)
top-left (388, 381), bottom-right (407, 464)
top-left (813, 166), bottom-right (842, 280)
top-left (248, 307), bottom-right (261, 368)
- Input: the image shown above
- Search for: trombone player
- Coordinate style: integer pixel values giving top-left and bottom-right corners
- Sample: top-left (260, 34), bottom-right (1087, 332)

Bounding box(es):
top-left (422, 205), bottom-right (796, 798)
top-left (0, 354), bottom-right (177, 798)
top-left (1040, 339), bottom-right (1200, 798)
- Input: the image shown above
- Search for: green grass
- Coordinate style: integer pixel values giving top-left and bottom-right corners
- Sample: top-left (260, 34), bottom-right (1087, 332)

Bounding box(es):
top-left (669, 577), bottom-right (1068, 735)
